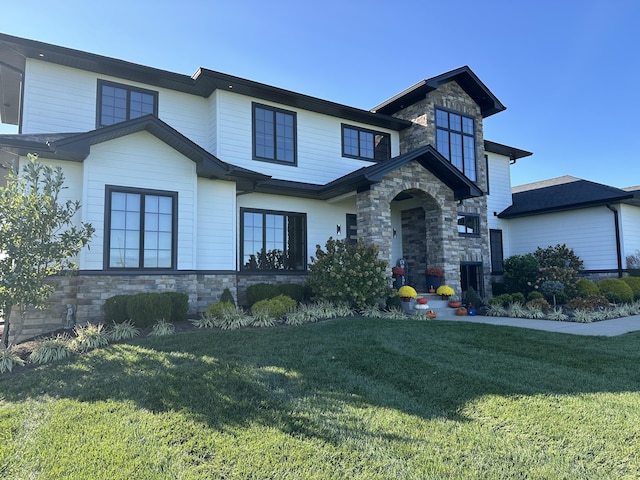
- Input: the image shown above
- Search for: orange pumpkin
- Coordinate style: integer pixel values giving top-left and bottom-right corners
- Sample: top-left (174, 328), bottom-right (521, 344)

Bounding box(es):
top-left (417, 297), bottom-right (428, 305)
top-left (426, 310), bottom-right (437, 319)
top-left (456, 306), bottom-right (468, 316)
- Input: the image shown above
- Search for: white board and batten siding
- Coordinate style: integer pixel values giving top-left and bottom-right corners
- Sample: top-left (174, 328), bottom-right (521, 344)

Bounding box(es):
top-left (237, 193), bottom-right (357, 266)
top-left (81, 132), bottom-right (197, 270)
top-left (214, 90), bottom-right (399, 185)
top-left (507, 206), bottom-right (618, 271)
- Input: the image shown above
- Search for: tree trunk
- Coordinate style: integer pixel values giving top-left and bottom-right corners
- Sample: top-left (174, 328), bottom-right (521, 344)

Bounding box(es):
top-left (1, 304), bottom-right (11, 348)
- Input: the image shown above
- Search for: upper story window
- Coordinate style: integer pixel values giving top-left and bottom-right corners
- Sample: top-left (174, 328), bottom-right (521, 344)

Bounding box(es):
top-left (241, 208), bottom-right (306, 271)
top-left (342, 125), bottom-right (391, 161)
top-left (436, 108), bottom-right (477, 181)
top-left (253, 103), bottom-right (297, 165)
top-left (105, 186), bottom-right (177, 270)
top-left (97, 80), bottom-right (158, 127)
top-left (457, 213), bottom-right (480, 236)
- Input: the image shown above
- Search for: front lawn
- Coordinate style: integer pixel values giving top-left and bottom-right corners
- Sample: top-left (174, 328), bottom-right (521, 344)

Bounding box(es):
top-left (1, 318), bottom-right (639, 478)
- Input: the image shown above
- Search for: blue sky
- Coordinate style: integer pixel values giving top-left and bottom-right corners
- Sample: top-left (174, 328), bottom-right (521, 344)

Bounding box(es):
top-left (1, 0), bottom-right (638, 188)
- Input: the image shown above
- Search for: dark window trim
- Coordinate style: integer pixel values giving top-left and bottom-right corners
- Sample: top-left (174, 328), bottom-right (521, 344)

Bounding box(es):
top-left (240, 207), bottom-right (307, 272)
top-left (341, 124), bottom-right (391, 161)
top-left (96, 79), bottom-right (159, 128)
top-left (435, 107), bottom-right (477, 181)
top-left (104, 185), bottom-right (178, 271)
top-left (457, 212), bottom-right (481, 237)
top-left (490, 229), bottom-right (504, 274)
top-left (252, 102), bottom-right (297, 166)
top-left (484, 154), bottom-right (490, 195)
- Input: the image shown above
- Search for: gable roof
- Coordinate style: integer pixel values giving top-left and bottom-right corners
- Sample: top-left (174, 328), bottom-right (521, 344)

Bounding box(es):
top-left (252, 145), bottom-right (483, 201)
top-left (371, 66), bottom-right (506, 118)
top-left (0, 115), bottom-right (270, 190)
top-left (0, 32), bottom-right (410, 131)
top-left (499, 176), bottom-right (640, 218)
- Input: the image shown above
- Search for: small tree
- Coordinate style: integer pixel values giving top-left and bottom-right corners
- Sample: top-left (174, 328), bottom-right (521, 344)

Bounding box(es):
top-left (307, 237), bottom-right (390, 309)
top-left (503, 253), bottom-right (539, 295)
top-left (534, 244), bottom-right (583, 298)
top-left (0, 155), bottom-right (94, 347)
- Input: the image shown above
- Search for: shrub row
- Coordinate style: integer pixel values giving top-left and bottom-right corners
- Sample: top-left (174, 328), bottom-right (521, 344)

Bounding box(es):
top-left (245, 283), bottom-right (309, 306)
top-left (104, 292), bottom-right (189, 328)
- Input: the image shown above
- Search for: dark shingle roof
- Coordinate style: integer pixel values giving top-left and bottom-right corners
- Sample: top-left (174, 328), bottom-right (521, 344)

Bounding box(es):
top-left (499, 176), bottom-right (640, 218)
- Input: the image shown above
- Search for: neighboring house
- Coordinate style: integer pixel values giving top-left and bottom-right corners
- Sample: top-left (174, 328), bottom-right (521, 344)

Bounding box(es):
top-left (0, 33), bottom-right (527, 342)
top-left (495, 176), bottom-right (640, 278)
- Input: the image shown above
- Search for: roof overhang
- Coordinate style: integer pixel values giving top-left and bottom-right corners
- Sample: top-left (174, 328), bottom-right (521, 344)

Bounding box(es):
top-left (484, 140), bottom-right (532, 161)
top-left (372, 66), bottom-right (506, 118)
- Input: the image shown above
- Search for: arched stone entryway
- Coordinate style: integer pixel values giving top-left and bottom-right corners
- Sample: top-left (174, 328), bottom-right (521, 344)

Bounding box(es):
top-left (355, 162), bottom-right (461, 292)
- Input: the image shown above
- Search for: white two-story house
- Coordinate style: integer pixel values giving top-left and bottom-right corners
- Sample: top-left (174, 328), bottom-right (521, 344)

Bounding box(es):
top-left (0, 33), bottom-right (528, 342)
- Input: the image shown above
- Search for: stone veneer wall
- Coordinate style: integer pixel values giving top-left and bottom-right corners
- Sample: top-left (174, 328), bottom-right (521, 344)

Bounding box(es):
top-left (388, 81), bottom-right (493, 296)
top-left (7, 271), bottom-right (305, 344)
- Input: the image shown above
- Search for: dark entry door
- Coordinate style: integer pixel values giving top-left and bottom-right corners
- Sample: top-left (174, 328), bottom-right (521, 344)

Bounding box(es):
top-left (460, 262), bottom-right (483, 298)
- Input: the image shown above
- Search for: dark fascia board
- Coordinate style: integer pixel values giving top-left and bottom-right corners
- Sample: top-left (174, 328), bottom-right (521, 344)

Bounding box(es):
top-left (0, 33), bottom-right (411, 132)
top-left (252, 144), bottom-right (483, 201)
top-left (484, 140), bottom-right (532, 160)
top-left (372, 66), bottom-right (506, 118)
top-left (498, 195), bottom-right (638, 218)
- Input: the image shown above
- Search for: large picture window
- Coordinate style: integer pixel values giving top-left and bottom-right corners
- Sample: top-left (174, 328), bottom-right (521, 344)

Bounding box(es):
top-left (241, 209), bottom-right (306, 271)
top-left (253, 103), bottom-right (296, 164)
top-left (342, 125), bottom-right (390, 161)
top-left (436, 108), bottom-right (477, 181)
top-left (105, 186), bottom-right (177, 269)
top-left (97, 80), bottom-right (158, 127)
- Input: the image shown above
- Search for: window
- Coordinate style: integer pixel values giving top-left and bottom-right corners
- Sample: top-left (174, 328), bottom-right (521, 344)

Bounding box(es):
top-left (490, 229), bottom-right (504, 274)
top-left (241, 209), bottom-right (306, 271)
top-left (105, 186), bottom-right (177, 269)
top-left (253, 103), bottom-right (296, 164)
top-left (97, 80), bottom-right (158, 127)
top-left (342, 125), bottom-right (390, 161)
top-left (457, 213), bottom-right (480, 236)
top-left (484, 154), bottom-right (490, 194)
top-left (346, 214), bottom-right (358, 244)
top-left (435, 108), bottom-right (477, 181)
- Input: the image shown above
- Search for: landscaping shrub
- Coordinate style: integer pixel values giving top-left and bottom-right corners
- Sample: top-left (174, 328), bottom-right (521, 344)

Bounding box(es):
top-left (503, 254), bottom-right (539, 295)
top-left (627, 249), bottom-right (640, 277)
top-left (566, 295), bottom-right (610, 311)
top-left (386, 294), bottom-right (402, 310)
top-left (103, 295), bottom-right (130, 323)
top-left (511, 292), bottom-right (526, 305)
top-left (251, 295), bottom-right (297, 319)
top-left (277, 283), bottom-right (308, 303)
top-left (161, 292), bottom-right (189, 322)
top-left (576, 279), bottom-right (600, 297)
top-left (526, 297), bottom-right (551, 312)
top-left (308, 237), bottom-right (390, 309)
top-left (527, 291), bottom-right (544, 301)
top-left (126, 293), bottom-right (173, 328)
top-left (488, 294), bottom-right (513, 307)
top-left (540, 280), bottom-right (565, 308)
top-left (597, 278), bottom-right (634, 304)
top-left (246, 283), bottom-right (279, 307)
top-left (219, 288), bottom-right (236, 305)
top-left (534, 244), bottom-right (584, 298)
top-left (621, 277), bottom-right (640, 300)
top-left (206, 301), bottom-right (236, 319)
top-left (464, 286), bottom-right (481, 307)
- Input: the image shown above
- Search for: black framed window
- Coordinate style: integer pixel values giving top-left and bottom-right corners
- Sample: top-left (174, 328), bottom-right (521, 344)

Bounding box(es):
top-left (457, 213), bottom-right (480, 236)
top-left (253, 103), bottom-right (296, 164)
top-left (105, 186), bottom-right (177, 269)
top-left (436, 108), bottom-right (477, 181)
top-left (241, 208), bottom-right (306, 271)
top-left (346, 213), bottom-right (358, 244)
top-left (342, 124), bottom-right (390, 161)
top-left (490, 229), bottom-right (504, 274)
top-left (97, 80), bottom-right (158, 127)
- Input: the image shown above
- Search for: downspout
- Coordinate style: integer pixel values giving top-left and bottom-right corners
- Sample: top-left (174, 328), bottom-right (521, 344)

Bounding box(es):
top-left (606, 204), bottom-right (623, 277)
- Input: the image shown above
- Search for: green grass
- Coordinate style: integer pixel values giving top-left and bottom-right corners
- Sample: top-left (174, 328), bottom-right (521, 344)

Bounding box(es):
top-left (2, 318), bottom-right (640, 478)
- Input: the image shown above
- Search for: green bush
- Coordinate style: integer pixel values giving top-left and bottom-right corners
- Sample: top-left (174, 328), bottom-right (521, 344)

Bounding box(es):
top-left (527, 291), bottom-right (544, 301)
top-left (627, 249), bottom-right (640, 277)
top-left (386, 294), bottom-right (402, 310)
top-left (488, 294), bottom-right (513, 307)
top-left (205, 301), bottom-right (236, 319)
top-left (526, 297), bottom-right (551, 312)
top-left (161, 292), bottom-right (189, 322)
top-left (277, 283), bottom-right (307, 303)
top-left (464, 286), bottom-right (481, 308)
top-left (534, 244), bottom-right (584, 298)
top-left (503, 254), bottom-right (539, 295)
top-left (308, 237), bottom-right (390, 309)
top-left (246, 283), bottom-right (280, 307)
top-left (126, 293), bottom-right (173, 328)
top-left (621, 277), bottom-right (640, 300)
top-left (576, 279), bottom-right (599, 297)
top-left (251, 295), bottom-right (297, 319)
top-left (103, 295), bottom-right (131, 323)
top-left (219, 288), bottom-right (236, 305)
top-left (597, 278), bottom-right (634, 304)
top-left (511, 292), bottom-right (526, 304)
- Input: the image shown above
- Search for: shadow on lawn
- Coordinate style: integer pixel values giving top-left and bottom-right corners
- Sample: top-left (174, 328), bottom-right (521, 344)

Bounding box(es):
top-left (2, 318), bottom-right (640, 445)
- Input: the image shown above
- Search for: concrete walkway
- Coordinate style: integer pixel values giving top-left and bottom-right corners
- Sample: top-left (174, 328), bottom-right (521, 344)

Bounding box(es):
top-left (433, 311), bottom-right (640, 337)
